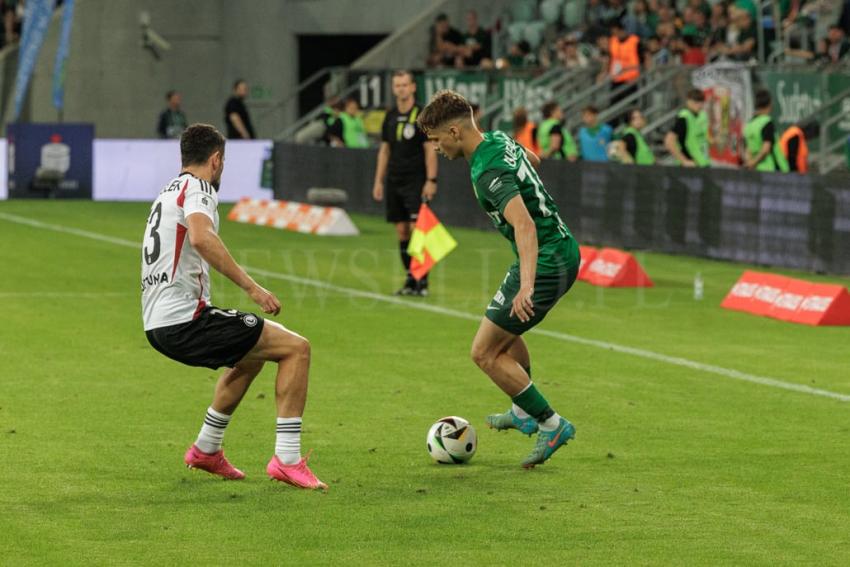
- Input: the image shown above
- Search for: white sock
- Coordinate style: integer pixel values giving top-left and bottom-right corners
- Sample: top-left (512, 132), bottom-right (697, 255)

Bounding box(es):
top-left (511, 403), bottom-right (531, 419)
top-left (539, 412), bottom-right (562, 432)
top-left (195, 407), bottom-right (231, 454)
top-left (275, 417), bottom-right (302, 465)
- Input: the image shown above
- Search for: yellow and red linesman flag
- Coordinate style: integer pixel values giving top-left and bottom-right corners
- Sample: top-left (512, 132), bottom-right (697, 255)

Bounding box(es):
top-left (407, 203), bottom-right (457, 280)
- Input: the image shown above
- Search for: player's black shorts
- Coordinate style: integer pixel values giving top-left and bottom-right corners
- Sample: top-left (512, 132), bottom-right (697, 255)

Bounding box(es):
top-left (385, 176), bottom-right (424, 223)
top-left (145, 306), bottom-right (265, 370)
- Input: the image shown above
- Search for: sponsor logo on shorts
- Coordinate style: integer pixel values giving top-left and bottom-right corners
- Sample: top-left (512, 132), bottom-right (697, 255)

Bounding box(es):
top-left (243, 314), bottom-right (258, 327)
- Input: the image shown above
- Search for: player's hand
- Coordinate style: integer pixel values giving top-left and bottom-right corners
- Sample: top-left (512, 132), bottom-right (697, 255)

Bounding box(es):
top-left (682, 159), bottom-right (696, 168)
top-left (510, 286), bottom-right (535, 323)
top-left (744, 159), bottom-right (757, 170)
top-left (422, 180), bottom-right (437, 202)
top-left (248, 283), bottom-right (281, 316)
top-left (372, 181), bottom-right (384, 202)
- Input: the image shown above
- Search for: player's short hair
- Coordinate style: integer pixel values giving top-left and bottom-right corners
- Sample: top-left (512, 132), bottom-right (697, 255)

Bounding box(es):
top-left (233, 79), bottom-right (246, 90)
top-left (687, 88), bottom-right (706, 102)
top-left (541, 101), bottom-right (559, 118)
top-left (512, 107), bottom-right (529, 131)
top-left (628, 108), bottom-right (642, 122)
top-left (583, 105), bottom-right (599, 115)
top-left (165, 90), bottom-right (177, 100)
top-left (755, 88), bottom-right (771, 109)
top-left (180, 124), bottom-right (225, 167)
top-left (417, 90), bottom-right (473, 133)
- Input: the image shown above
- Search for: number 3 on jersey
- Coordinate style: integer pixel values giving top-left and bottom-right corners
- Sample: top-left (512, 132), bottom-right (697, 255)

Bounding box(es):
top-left (144, 202), bottom-right (163, 265)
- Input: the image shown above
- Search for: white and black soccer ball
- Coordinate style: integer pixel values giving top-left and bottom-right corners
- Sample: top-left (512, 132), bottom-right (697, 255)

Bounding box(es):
top-left (426, 416), bottom-right (477, 464)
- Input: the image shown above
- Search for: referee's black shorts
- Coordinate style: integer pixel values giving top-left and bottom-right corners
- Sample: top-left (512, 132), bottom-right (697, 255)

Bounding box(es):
top-left (385, 176), bottom-right (424, 223)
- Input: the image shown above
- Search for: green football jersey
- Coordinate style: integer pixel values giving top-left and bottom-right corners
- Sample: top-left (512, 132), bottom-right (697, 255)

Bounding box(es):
top-left (469, 131), bottom-right (578, 274)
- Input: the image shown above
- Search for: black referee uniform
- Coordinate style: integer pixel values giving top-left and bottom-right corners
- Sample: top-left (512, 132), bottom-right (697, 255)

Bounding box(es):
top-left (381, 105), bottom-right (427, 223)
top-left (380, 104), bottom-right (431, 293)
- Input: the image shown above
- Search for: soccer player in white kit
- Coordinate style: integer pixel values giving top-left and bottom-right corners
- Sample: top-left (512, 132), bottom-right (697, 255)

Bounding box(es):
top-left (141, 124), bottom-right (326, 490)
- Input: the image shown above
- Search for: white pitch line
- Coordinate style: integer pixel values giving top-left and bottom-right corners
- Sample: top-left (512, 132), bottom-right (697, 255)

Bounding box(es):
top-left (0, 292), bottom-right (132, 298)
top-left (2, 209), bottom-right (848, 403)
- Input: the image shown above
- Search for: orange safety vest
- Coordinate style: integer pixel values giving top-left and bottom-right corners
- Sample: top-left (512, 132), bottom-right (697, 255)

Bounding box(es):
top-left (514, 121), bottom-right (539, 154)
top-left (609, 35), bottom-right (640, 83)
top-left (779, 126), bottom-right (808, 173)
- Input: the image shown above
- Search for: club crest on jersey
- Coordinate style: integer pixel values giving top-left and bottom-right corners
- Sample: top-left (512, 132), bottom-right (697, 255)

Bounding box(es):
top-left (403, 123), bottom-right (416, 140)
top-left (243, 314), bottom-right (258, 327)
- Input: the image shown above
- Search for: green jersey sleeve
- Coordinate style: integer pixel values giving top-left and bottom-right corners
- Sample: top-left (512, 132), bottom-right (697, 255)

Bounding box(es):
top-left (475, 169), bottom-right (521, 214)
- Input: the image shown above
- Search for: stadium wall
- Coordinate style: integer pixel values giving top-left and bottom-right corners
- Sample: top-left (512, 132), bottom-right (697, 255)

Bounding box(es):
top-left (0, 138), bottom-right (272, 202)
top-left (274, 143), bottom-right (850, 275)
top-left (21, 0), bottom-right (436, 138)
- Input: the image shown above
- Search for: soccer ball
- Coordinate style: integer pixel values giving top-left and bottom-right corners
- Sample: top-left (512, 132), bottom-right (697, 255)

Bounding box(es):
top-left (426, 416), bottom-right (477, 464)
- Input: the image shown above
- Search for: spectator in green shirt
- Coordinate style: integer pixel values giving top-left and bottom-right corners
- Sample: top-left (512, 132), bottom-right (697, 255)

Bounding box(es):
top-left (339, 98), bottom-right (369, 149)
top-left (536, 101), bottom-right (578, 161)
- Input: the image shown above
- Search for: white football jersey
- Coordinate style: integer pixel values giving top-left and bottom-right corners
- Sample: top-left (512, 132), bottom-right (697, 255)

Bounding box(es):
top-left (141, 173), bottom-right (219, 330)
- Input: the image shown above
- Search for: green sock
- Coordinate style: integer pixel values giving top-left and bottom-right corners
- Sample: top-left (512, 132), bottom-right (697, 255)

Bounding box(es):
top-left (511, 382), bottom-right (555, 422)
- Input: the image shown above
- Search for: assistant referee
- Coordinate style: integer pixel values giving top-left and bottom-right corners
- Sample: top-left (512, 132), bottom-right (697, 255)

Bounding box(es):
top-left (372, 70), bottom-right (439, 296)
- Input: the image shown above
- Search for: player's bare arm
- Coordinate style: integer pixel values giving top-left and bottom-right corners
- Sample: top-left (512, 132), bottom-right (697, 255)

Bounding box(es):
top-left (422, 143), bottom-right (438, 201)
top-left (524, 147), bottom-right (541, 169)
top-left (373, 141), bottom-right (390, 201)
top-left (186, 212), bottom-right (281, 315)
top-left (503, 196), bottom-right (538, 323)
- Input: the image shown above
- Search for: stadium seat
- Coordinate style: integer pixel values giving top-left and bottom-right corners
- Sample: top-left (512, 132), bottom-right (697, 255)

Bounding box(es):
top-left (540, 0), bottom-right (563, 25)
top-left (562, 0), bottom-right (584, 29)
top-left (510, 0), bottom-right (537, 22)
top-left (523, 20), bottom-right (546, 50)
top-left (508, 22), bottom-right (528, 44)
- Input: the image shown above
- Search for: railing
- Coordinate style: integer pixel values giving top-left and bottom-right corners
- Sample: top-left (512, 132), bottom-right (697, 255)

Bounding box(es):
top-left (802, 87), bottom-right (850, 174)
top-left (274, 79), bottom-right (361, 142)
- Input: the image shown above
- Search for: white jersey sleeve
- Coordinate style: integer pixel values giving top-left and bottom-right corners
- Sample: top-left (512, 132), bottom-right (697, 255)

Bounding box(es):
top-left (183, 178), bottom-right (218, 222)
top-left (140, 173), bottom-right (220, 331)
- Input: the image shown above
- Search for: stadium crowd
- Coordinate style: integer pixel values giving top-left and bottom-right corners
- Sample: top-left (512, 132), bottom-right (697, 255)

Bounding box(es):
top-left (427, 1), bottom-right (850, 71)
top-left (302, 1), bottom-right (850, 174)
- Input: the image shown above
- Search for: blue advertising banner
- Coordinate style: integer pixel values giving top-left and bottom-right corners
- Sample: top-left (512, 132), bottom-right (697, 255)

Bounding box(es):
top-left (13, 0), bottom-right (56, 121)
top-left (7, 123), bottom-right (94, 199)
top-left (52, 0), bottom-right (75, 111)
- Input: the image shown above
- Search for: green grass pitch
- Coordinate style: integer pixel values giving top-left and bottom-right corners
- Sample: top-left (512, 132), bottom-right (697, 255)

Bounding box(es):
top-left (1, 200), bottom-right (849, 565)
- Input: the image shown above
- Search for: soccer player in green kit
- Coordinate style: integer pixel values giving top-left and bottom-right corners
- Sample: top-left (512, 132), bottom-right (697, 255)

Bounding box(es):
top-left (417, 90), bottom-right (580, 468)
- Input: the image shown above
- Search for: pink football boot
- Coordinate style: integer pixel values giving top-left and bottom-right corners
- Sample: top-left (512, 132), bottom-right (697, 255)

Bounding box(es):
top-left (184, 444), bottom-right (245, 480)
top-left (266, 452), bottom-right (328, 491)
